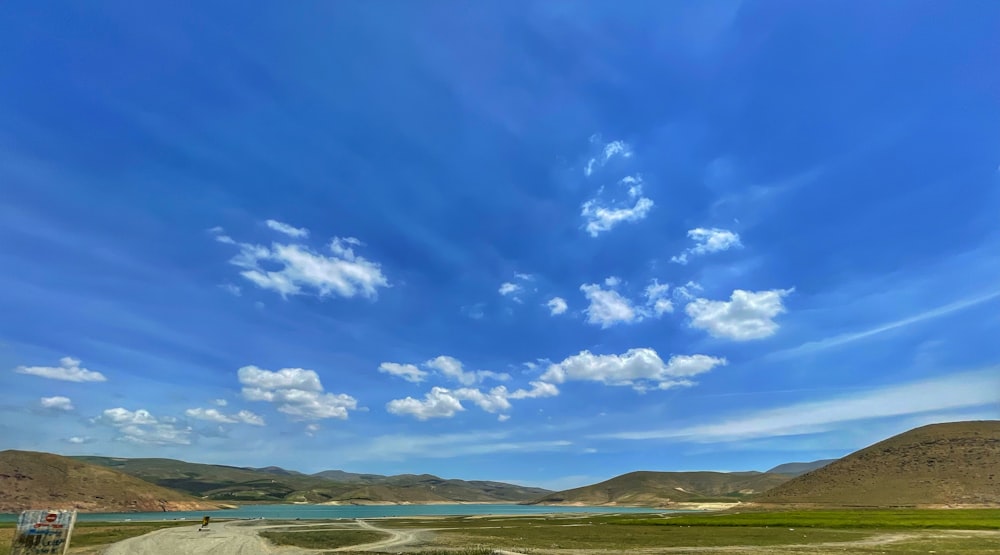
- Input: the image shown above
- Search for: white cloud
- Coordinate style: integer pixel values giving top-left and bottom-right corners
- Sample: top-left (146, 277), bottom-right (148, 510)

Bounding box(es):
top-left (583, 138), bottom-right (634, 177)
top-left (185, 407), bottom-right (265, 426)
top-left (424, 356), bottom-right (510, 386)
top-left (386, 379), bottom-right (558, 421)
top-left (498, 414), bottom-right (511, 422)
top-left (213, 399), bottom-right (228, 407)
top-left (542, 349), bottom-right (726, 391)
top-left (580, 279), bottom-right (676, 327)
top-left (265, 219), bottom-right (309, 238)
top-left (671, 227), bottom-right (742, 264)
top-left (238, 365), bottom-right (357, 421)
top-left (235, 409), bottom-right (265, 426)
top-left (686, 288), bottom-right (794, 340)
top-left (66, 436), bottom-right (91, 444)
top-left (498, 282), bottom-right (521, 296)
top-left (599, 368), bottom-right (1000, 442)
top-left (453, 387), bottom-right (513, 413)
top-left (15, 357), bottom-right (107, 382)
top-left (509, 381), bottom-right (560, 399)
top-left (769, 288), bottom-right (1000, 360)
top-left (378, 362), bottom-right (428, 383)
top-left (673, 281), bottom-right (703, 301)
top-left (580, 283), bottom-right (640, 327)
top-left (95, 408), bottom-right (192, 445)
top-left (581, 196), bottom-right (654, 237)
top-left (40, 396), bottom-right (74, 411)
top-left (644, 279), bottom-right (673, 316)
top-left (386, 387), bottom-right (465, 420)
top-left (220, 227), bottom-right (388, 299)
top-left (546, 297), bottom-right (568, 316)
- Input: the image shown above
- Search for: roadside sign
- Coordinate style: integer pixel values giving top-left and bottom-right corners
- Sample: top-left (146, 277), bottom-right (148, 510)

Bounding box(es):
top-left (9, 510), bottom-right (77, 555)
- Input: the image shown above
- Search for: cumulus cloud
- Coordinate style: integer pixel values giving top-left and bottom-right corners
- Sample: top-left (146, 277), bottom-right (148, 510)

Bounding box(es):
top-left (265, 219), bottom-right (309, 238)
top-left (580, 283), bottom-right (639, 327)
top-left (686, 288), bottom-right (794, 340)
top-left (542, 349), bottom-right (726, 391)
top-left (213, 399), bottom-right (228, 407)
top-left (239, 366), bottom-right (357, 421)
top-left (40, 396), bottom-right (74, 411)
top-left (65, 436), bottom-right (92, 444)
top-left (673, 281), bottom-right (703, 301)
top-left (644, 279), bottom-right (673, 316)
top-left (509, 381), bottom-right (560, 399)
top-left (671, 228), bottom-right (742, 264)
top-left (546, 297), bottom-right (568, 316)
top-left (216, 224), bottom-right (388, 299)
top-left (15, 357), bottom-right (107, 383)
top-left (424, 356), bottom-right (510, 386)
top-left (581, 197), bottom-right (654, 237)
top-left (378, 362), bottom-right (428, 383)
top-left (386, 387), bottom-right (465, 420)
top-left (95, 408), bottom-right (192, 445)
top-left (387, 380), bottom-right (559, 421)
top-left (184, 407), bottom-right (265, 426)
top-left (498, 282), bottom-right (521, 296)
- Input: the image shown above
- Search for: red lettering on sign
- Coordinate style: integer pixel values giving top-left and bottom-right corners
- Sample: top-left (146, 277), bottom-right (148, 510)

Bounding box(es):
top-left (45, 513), bottom-right (57, 522)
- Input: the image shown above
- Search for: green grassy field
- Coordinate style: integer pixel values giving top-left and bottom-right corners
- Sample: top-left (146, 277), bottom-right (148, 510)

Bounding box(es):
top-left (3, 510), bottom-right (999, 554)
top-left (616, 508), bottom-right (1000, 529)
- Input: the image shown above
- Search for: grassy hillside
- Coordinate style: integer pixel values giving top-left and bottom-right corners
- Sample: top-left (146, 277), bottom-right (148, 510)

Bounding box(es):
top-left (0, 450), bottom-right (224, 513)
top-left (756, 420), bottom-right (1000, 507)
top-left (74, 456), bottom-right (549, 504)
top-left (527, 470), bottom-right (792, 507)
top-left (766, 459), bottom-right (837, 476)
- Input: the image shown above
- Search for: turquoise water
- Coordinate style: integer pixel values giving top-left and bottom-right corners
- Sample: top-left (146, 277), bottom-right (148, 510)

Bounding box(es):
top-left (0, 504), bottom-right (666, 523)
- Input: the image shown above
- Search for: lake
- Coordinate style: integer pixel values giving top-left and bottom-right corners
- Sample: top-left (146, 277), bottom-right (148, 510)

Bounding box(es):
top-left (0, 503), bottom-right (667, 522)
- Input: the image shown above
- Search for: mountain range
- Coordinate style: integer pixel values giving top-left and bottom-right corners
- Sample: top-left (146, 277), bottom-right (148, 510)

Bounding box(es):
top-left (2, 420), bottom-right (997, 512)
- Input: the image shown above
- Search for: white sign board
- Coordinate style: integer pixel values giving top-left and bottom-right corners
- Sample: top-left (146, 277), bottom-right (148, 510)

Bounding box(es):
top-left (9, 510), bottom-right (77, 555)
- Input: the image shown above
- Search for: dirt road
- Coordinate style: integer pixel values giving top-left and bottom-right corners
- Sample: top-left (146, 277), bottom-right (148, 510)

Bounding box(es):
top-left (99, 519), bottom-right (421, 554)
top-left (100, 521), bottom-right (298, 555)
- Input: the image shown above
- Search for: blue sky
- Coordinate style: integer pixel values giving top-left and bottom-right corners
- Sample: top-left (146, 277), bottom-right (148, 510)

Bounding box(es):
top-left (1, 2), bottom-right (999, 491)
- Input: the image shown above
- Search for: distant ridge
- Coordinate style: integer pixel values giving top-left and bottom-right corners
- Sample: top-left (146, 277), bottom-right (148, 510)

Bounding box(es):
top-left (73, 456), bottom-right (549, 504)
top-left (0, 450), bottom-right (225, 513)
top-left (527, 471), bottom-right (792, 507)
top-left (766, 459), bottom-right (837, 476)
top-left (757, 421), bottom-right (1000, 507)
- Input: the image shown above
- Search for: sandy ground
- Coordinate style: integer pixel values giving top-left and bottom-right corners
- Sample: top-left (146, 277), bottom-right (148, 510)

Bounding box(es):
top-left (96, 519), bottom-right (417, 554)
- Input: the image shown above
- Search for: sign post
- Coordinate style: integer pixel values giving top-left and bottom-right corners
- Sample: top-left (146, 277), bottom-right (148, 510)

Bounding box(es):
top-left (9, 510), bottom-right (77, 555)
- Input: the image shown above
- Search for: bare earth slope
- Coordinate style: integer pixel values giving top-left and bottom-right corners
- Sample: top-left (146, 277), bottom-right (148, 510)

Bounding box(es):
top-left (757, 420), bottom-right (1000, 507)
top-left (528, 471), bottom-right (792, 507)
top-left (0, 450), bottom-right (224, 513)
top-left (73, 456), bottom-right (550, 504)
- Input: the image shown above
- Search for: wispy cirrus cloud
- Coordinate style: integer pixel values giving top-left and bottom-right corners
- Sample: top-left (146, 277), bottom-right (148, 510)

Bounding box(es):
top-left (769, 288), bottom-right (1000, 360)
top-left (597, 368), bottom-right (1000, 443)
top-left (265, 219), bottom-right (309, 238)
top-left (15, 357), bottom-right (107, 382)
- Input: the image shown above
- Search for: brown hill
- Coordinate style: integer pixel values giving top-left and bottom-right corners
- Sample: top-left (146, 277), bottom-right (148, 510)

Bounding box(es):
top-left (0, 450), bottom-right (227, 513)
top-left (756, 420), bottom-right (1000, 507)
top-left (527, 471), bottom-right (792, 507)
top-left (73, 456), bottom-right (549, 504)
